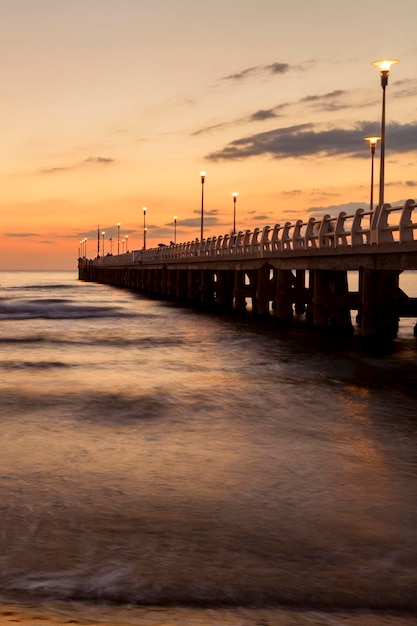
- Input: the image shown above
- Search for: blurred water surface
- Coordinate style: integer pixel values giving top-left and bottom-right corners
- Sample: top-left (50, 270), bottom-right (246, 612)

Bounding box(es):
top-left (0, 270), bottom-right (416, 623)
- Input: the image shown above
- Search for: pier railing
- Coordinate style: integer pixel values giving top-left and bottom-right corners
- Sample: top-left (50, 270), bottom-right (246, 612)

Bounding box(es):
top-left (90, 199), bottom-right (417, 266)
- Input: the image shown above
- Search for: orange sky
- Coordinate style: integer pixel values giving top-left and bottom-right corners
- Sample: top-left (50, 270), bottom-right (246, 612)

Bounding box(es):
top-left (1, 0), bottom-right (416, 269)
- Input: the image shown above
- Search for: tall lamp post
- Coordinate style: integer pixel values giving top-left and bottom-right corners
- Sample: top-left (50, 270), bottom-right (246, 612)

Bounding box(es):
top-left (173, 216), bottom-right (177, 244)
top-left (125, 234), bottom-right (128, 252)
top-left (102, 231), bottom-right (105, 257)
top-left (200, 171), bottom-right (206, 240)
top-left (143, 207), bottom-right (147, 250)
top-left (371, 59), bottom-right (399, 226)
top-left (117, 222), bottom-right (121, 255)
top-left (364, 136), bottom-right (381, 213)
top-left (232, 192), bottom-right (238, 234)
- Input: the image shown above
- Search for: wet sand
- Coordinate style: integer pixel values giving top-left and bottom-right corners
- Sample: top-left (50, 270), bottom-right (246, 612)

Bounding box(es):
top-left (0, 602), bottom-right (416, 626)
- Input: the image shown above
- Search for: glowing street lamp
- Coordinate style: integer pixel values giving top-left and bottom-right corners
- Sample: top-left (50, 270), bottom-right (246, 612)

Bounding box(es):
top-left (125, 234), bottom-right (129, 252)
top-left (102, 231), bottom-right (105, 256)
top-left (200, 171), bottom-right (206, 240)
top-left (81, 238), bottom-right (87, 258)
top-left (371, 59), bottom-right (399, 225)
top-left (232, 192), bottom-right (238, 234)
top-left (121, 238), bottom-right (125, 253)
top-left (173, 216), bottom-right (178, 244)
top-left (143, 207), bottom-right (147, 250)
top-left (364, 136), bottom-right (381, 213)
top-left (117, 222), bottom-right (121, 255)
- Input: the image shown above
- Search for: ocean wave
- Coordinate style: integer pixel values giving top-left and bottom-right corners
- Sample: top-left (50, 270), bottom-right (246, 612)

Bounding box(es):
top-left (4, 567), bottom-right (417, 611)
top-left (0, 302), bottom-right (137, 320)
top-left (0, 360), bottom-right (71, 370)
top-left (6, 284), bottom-right (75, 291)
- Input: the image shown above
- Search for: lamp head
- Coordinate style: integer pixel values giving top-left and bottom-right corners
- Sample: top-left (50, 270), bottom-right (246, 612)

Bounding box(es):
top-left (364, 136), bottom-right (381, 155)
top-left (143, 206), bottom-right (147, 213)
top-left (200, 171), bottom-right (206, 182)
top-left (232, 192), bottom-right (238, 199)
top-left (372, 59), bottom-right (399, 87)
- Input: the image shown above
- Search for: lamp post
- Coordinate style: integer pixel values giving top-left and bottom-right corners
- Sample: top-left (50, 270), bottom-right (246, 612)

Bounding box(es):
top-left (200, 171), bottom-right (206, 240)
top-left (117, 222), bottom-right (121, 255)
top-left (102, 231), bottom-right (105, 257)
top-left (143, 207), bottom-right (147, 250)
top-left (173, 216), bottom-right (177, 244)
top-left (125, 234), bottom-right (128, 252)
top-left (232, 192), bottom-right (238, 234)
top-left (371, 59), bottom-right (399, 226)
top-left (364, 136), bottom-right (381, 213)
top-left (122, 238), bottom-right (125, 253)
top-left (109, 236), bottom-right (113, 255)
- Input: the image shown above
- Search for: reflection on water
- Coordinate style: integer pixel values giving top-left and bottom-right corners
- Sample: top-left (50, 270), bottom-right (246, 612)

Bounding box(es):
top-left (0, 271), bottom-right (416, 620)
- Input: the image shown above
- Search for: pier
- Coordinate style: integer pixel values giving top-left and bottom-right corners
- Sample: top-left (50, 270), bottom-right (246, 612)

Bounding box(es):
top-left (79, 200), bottom-right (417, 342)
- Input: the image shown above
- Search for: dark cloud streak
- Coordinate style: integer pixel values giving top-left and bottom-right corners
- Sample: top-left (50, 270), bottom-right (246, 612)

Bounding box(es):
top-left (206, 121), bottom-right (417, 161)
top-left (221, 61), bottom-right (292, 82)
top-left (41, 156), bottom-right (114, 174)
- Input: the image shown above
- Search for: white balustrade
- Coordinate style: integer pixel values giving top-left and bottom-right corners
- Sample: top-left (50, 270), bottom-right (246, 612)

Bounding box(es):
top-left (86, 199), bottom-right (417, 266)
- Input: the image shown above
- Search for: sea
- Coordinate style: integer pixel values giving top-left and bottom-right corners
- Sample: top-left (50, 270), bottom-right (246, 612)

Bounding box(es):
top-left (0, 269), bottom-right (416, 626)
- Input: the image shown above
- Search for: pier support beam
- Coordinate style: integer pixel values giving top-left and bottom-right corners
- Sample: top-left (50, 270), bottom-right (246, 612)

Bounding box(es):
top-left (176, 269), bottom-right (188, 299)
top-left (361, 269), bottom-right (400, 340)
top-left (294, 270), bottom-right (307, 315)
top-left (200, 269), bottom-right (215, 305)
top-left (216, 270), bottom-right (234, 310)
top-left (312, 269), bottom-right (331, 329)
top-left (329, 271), bottom-right (353, 334)
top-left (275, 269), bottom-right (294, 322)
top-left (256, 265), bottom-right (271, 316)
top-left (233, 270), bottom-right (247, 313)
top-left (187, 269), bottom-right (200, 302)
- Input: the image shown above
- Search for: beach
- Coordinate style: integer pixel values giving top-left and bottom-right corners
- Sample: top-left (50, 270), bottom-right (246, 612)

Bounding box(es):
top-left (1, 601), bottom-right (417, 626)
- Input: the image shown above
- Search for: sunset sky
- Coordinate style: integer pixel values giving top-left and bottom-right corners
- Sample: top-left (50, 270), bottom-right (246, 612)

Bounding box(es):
top-left (1, 0), bottom-right (416, 269)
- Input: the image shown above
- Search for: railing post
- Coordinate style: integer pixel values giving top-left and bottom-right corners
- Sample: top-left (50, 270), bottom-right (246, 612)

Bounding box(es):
top-left (399, 199), bottom-right (416, 243)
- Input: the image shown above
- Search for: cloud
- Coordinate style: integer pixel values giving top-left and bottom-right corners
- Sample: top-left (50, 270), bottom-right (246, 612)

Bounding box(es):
top-left (266, 62), bottom-right (291, 75)
top-left (249, 108), bottom-right (280, 122)
top-left (84, 156), bottom-right (114, 165)
top-left (192, 90), bottom-right (356, 137)
top-left (221, 61), bottom-right (292, 82)
top-left (393, 78), bottom-right (417, 99)
top-left (5, 232), bottom-right (39, 238)
top-left (174, 216), bottom-right (220, 228)
top-left (192, 208), bottom-right (219, 216)
top-left (192, 121), bottom-right (233, 137)
top-left (41, 156), bottom-right (114, 174)
top-left (305, 201), bottom-right (370, 217)
top-left (206, 121), bottom-right (417, 161)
